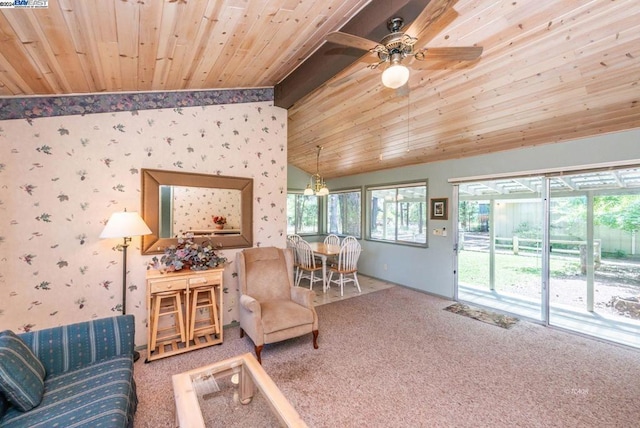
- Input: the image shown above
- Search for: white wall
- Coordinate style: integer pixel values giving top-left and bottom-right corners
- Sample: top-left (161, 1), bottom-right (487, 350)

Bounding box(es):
top-left (298, 129), bottom-right (640, 298)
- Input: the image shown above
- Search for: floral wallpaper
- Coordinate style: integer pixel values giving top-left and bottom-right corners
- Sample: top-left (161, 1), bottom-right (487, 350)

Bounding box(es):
top-left (0, 91), bottom-right (287, 347)
top-left (171, 187), bottom-right (242, 234)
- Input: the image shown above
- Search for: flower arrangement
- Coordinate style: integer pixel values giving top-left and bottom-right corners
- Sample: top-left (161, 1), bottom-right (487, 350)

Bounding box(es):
top-left (147, 234), bottom-right (227, 272)
top-left (212, 215), bottom-right (227, 225)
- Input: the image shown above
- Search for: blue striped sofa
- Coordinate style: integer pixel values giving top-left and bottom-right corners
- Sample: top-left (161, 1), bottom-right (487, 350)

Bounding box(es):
top-left (0, 315), bottom-right (138, 428)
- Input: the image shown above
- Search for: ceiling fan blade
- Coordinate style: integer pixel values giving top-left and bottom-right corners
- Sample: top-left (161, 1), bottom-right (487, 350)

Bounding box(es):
top-left (415, 46), bottom-right (483, 61)
top-left (326, 31), bottom-right (377, 51)
top-left (405, 0), bottom-right (457, 45)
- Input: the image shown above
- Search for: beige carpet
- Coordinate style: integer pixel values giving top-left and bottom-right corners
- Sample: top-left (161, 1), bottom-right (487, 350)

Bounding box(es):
top-left (133, 286), bottom-right (640, 427)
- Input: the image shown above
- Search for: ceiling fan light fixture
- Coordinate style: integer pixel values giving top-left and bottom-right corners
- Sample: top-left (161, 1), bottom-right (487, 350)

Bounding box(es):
top-left (326, 16), bottom-right (484, 94)
top-left (381, 62), bottom-right (409, 89)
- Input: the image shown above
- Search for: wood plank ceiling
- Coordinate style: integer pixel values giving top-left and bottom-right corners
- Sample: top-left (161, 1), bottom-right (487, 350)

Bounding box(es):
top-left (1, 0), bottom-right (639, 179)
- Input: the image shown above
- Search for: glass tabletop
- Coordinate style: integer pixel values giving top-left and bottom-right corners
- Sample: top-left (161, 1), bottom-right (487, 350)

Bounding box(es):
top-left (172, 353), bottom-right (307, 428)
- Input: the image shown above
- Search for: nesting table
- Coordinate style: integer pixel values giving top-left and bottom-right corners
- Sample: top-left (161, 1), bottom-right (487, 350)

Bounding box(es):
top-left (146, 268), bottom-right (224, 362)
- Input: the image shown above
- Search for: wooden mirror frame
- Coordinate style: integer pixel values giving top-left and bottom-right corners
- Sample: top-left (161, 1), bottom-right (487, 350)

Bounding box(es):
top-left (141, 169), bottom-right (253, 255)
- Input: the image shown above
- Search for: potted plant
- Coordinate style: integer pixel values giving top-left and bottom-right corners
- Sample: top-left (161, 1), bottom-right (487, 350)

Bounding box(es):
top-left (212, 215), bottom-right (227, 230)
top-left (148, 234), bottom-right (227, 272)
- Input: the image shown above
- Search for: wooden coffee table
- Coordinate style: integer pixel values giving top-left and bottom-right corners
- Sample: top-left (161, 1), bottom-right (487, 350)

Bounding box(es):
top-left (172, 353), bottom-right (307, 427)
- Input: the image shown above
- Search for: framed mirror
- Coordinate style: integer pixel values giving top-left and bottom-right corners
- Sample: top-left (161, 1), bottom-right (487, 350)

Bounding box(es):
top-left (141, 169), bottom-right (253, 255)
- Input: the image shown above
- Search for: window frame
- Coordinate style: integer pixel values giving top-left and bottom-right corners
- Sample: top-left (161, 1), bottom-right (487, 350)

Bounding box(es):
top-left (286, 190), bottom-right (322, 236)
top-left (365, 180), bottom-right (429, 247)
top-left (325, 187), bottom-right (363, 238)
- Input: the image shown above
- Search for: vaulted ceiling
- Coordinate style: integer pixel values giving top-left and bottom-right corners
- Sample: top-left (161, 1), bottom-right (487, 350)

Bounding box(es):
top-left (1, 0), bottom-right (639, 179)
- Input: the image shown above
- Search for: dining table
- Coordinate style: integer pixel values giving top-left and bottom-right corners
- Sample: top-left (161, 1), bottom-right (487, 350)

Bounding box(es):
top-left (307, 242), bottom-right (341, 292)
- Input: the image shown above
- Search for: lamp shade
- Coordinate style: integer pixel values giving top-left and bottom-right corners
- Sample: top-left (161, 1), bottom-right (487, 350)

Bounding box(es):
top-left (381, 63), bottom-right (410, 89)
top-left (100, 211), bottom-right (152, 239)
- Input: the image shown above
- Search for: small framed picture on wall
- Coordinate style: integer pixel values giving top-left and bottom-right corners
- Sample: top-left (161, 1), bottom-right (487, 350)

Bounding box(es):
top-left (430, 198), bottom-right (448, 220)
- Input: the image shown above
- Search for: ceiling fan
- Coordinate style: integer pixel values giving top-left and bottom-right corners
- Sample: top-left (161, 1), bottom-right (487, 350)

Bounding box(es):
top-left (327, 16), bottom-right (483, 89)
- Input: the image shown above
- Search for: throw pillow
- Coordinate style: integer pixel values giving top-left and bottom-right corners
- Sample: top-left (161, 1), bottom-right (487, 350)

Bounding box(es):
top-left (0, 330), bottom-right (46, 411)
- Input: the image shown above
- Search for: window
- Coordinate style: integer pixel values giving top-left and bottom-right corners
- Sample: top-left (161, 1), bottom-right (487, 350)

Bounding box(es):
top-left (327, 189), bottom-right (362, 238)
top-left (367, 182), bottom-right (428, 245)
top-left (287, 193), bottom-right (319, 234)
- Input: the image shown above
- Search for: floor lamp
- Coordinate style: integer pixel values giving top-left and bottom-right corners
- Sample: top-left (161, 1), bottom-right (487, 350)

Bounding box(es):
top-left (100, 209), bottom-right (152, 362)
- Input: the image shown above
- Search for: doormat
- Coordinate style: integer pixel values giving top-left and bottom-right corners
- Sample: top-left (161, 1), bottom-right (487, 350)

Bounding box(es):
top-left (444, 303), bottom-right (519, 329)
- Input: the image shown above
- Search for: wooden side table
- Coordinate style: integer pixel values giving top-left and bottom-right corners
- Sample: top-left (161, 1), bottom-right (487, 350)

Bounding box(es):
top-left (146, 267), bottom-right (224, 362)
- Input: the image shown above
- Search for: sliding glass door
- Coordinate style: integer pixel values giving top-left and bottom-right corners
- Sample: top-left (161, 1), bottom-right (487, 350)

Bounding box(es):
top-left (548, 170), bottom-right (640, 347)
top-left (455, 167), bottom-right (640, 348)
top-left (457, 179), bottom-right (544, 321)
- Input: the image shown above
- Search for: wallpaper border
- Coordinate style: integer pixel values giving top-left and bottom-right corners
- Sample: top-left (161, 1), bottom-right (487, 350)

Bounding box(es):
top-left (0, 88), bottom-right (274, 120)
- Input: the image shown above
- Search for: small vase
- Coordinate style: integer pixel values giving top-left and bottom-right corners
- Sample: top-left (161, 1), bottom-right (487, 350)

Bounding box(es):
top-left (215, 224), bottom-right (224, 230)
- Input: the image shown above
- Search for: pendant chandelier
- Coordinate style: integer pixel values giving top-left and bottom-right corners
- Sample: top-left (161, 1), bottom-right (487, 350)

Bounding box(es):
top-left (304, 145), bottom-right (329, 196)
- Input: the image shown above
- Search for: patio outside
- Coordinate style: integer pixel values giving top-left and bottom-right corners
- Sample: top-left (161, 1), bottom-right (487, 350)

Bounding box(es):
top-left (456, 167), bottom-right (640, 348)
top-left (458, 234), bottom-right (640, 321)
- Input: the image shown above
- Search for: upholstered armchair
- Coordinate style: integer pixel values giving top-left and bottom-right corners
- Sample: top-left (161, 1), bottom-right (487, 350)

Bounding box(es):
top-left (236, 247), bottom-right (319, 363)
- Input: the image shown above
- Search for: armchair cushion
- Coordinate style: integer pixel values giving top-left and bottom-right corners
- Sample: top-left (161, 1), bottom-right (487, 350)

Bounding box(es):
top-left (260, 300), bottom-right (315, 334)
top-left (0, 330), bottom-right (46, 411)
